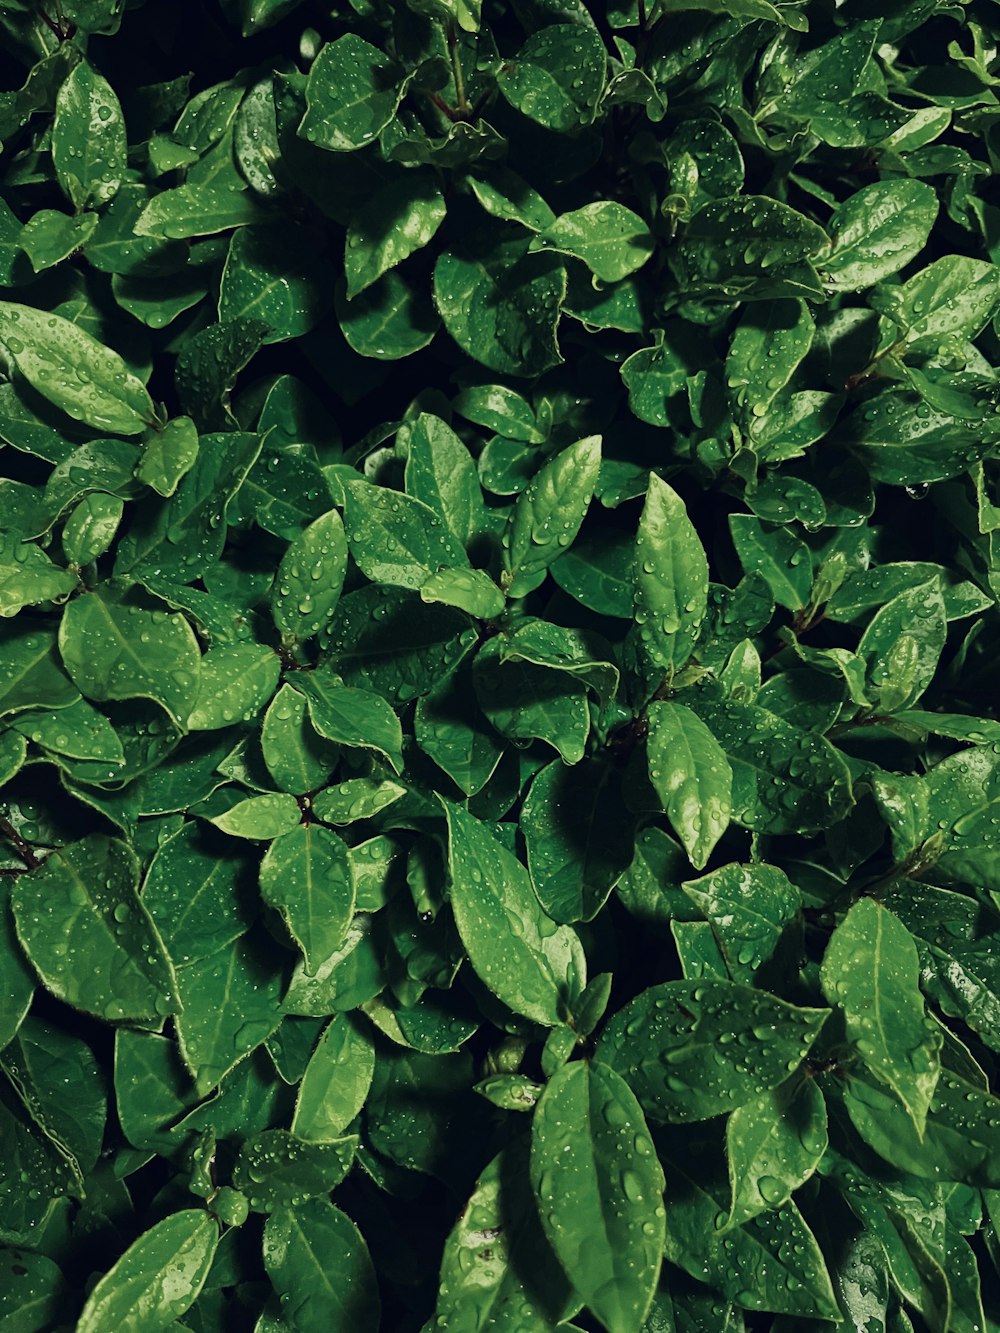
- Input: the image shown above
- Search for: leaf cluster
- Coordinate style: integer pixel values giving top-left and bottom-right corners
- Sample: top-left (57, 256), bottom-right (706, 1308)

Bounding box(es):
top-left (4, 0), bottom-right (1000, 1329)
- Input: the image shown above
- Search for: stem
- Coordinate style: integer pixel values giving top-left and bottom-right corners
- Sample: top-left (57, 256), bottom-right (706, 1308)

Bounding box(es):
top-left (0, 815), bottom-right (38, 871)
top-left (446, 22), bottom-right (469, 115)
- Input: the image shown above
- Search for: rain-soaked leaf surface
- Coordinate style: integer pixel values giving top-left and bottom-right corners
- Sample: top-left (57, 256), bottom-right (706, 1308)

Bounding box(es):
top-left (3, 0), bottom-right (1000, 1326)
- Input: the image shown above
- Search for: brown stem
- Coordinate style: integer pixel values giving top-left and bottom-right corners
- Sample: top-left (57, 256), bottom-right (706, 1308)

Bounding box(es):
top-left (0, 816), bottom-right (38, 871)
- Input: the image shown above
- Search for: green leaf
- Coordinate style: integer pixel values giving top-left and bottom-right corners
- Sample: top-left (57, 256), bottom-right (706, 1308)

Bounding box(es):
top-left (413, 665), bottom-right (503, 796)
top-left (521, 757), bottom-right (634, 923)
top-left (441, 799), bottom-right (585, 1026)
top-left (261, 684), bottom-right (339, 796)
top-left (662, 1153), bottom-right (839, 1322)
top-left (187, 643), bottom-right (279, 730)
top-left (19, 209), bottom-right (98, 273)
top-left (821, 898), bottom-right (941, 1136)
top-left (419, 566), bottom-right (505, 618)
top-left (335, 270), bottom-right (439, 360)
top-left (646, 701), bottom-right (732, 870)
top-left (529, 202), bottom-right (654, 282)
top-left (208, 792), bottom-right (302, 840)
top-left (822, 181), bottom-right (938, 292)
top-left (878, 255), bottom-right (1000, 351)
top-left (141, 820), bottom-right (255, 964)
top-left (401, 411), bottom-right (484, 547)
top-left (729, 514), bottom-right (812, 612)
top-left (856, 579), bottom-right (946, 712)
top-left (530, 1061), bottom-right (664, 1333)
top-left (673, 197), bottom-right (829, 301)
top-left (473, 635), bottom-right (590, 765)
top-left (175, 931), bottom-right (284, 1095)
top-left (467, 168), bottom-right (556, 233)
top-left (175, 322), bottom-right (267, 431)
top-left (0, 533), bottom-right (76, 619)
top-left (58, 584), bottom-right (201, 728)
top-left (259, 824), bottom-right (354, 975)
top-left (233, 1128), bottom-right (356, 1211)
top-left (52, 60), bottom-right (127, 210)
top-left (63, 492), bottom-right (125, 566)
top-left (77, 1210), bottom-right (217, 1333)
top-left (345, 172), bottom-right (446, 298)
top-left (263, 1199), bottom-right (380, 1329)
top-left (134, 185), bottom-right (268, 239)
top-left (681, 862), bottom-right (799, 980)
top-left (497, 24), bottom-right (607, 132)
top-left (726, 300), bottom-right (814, 424)
top-left (10, 834), bottom-right (178, 1026)
top-left (633, 474), bottom-right (709, 679)
top-left (596, 980), bottom-right (828, 1122)
top-left (724, 1077), bottom-right (827, 1229)
top-left (291, 1014), bottom-right (374, 1141)
top-left (503, 435), bottom-right (601, 596)
top-left (0, 303), bottom-right (155, 435)
top-left (0, 1246), bottom-right (63, 1330)
top-left (1, 1015), bottom-right (106, 1177)
top-left (299, 35), bottom-right (405, 152)
top-left (12, 695), bottom-right (125, 765)
top-left (272, 509), bottom-right (348, 645)
top-left (433, 222), bottom-right (566, 377)
top-left (342, 478), bottom-right (468, 590)
top-left (218, 224), bottom-right (332, 342)
top-left (433, 1138), bottom-right (576, 1329)
top-left (294, 672), bottom-right (403, 773)
top-left (692, 698), bottom-right (854, 835)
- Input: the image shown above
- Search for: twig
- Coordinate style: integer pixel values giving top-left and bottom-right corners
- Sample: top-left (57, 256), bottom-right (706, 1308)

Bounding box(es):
top-left (0, 815), bottom-right (39, 871)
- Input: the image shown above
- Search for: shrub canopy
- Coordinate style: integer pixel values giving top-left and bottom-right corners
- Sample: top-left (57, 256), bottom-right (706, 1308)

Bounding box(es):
top-left (4, 0), bottom-right (1000, 1329)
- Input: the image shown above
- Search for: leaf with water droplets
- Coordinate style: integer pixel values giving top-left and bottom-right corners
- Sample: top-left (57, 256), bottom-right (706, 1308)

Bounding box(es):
top-left (529, 201), bottom-right (654, 283)
top-left (76, 1209), bottom-right (217, 1333)
top-left (822, 180), bottom-right (938, 293)
top-left (299, 35), bottom-right (406, 152)
top-left (822, 897), bottom-right (941, 1136)
top-left (530, 1060), bottom-right (664, 1333)
top-left (187, 643), bottom-right (279, 730)
top-left (58, 583), bottom-right (201, 728)
top-left (503, 435), bottom-right (601, 597)
top-left (174, 930), bottom-right (284, 1095)
top-left (441, 799), bottom-right (586, 1027)
top-left (219, 223), bottom-right (333, 342)
top-left (52, 59), bottom-right (127, 210)
top-left (294, 670), bottom-right (403, 774)
top-left (344, 171), bottom-right (446, 298)
top-left (259, 824), bottom-right (355, 975)
top-left (10, 833), bottom-right (178, 1027)
top-left (263, 1199), bottom-right (380, 1330)
top-left (681, 862), bottom-right (799, 980)
top-left (521, 756), bottom-right (634, 924)
top-left (342, 478), bottom-right (470, 591)
top-left (596, 979), bottom-right (828, 1123)
top-left (291, 1014), bottom-right (375, 1141)
top-left (272, 503), bottom-right (349, 645)
top-left (234, 1128), bottom-right (356, 1211)
top-left (496, 24), bottom-right (606, 132)
top-left (724, 1076), bottom-right (827, 1229)
top-left (433, 1136), bottom-right (577, 1330)
top-left (646, 701), bottom-right (732, 871)
top-left (856, 579), bottom-right (946, 712)
top-left (632, 474), bottom-right (708, 682)
top-left (0, 303), bottom-right (155, 436)
top-left (0, 532), bottom-right (77, 620)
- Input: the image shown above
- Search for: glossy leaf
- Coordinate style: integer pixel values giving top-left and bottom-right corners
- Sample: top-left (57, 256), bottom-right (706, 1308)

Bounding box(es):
top-left (821, 898), bottom-right (941, 1135)
top-left (597, 980), bottom-right (828, 1122)
top-left (633, 475), bottom-right (708, 680)
top-left (11, 834), bottom-right (178, 1026)
top-left (0, 303), bottom-right (155, 435)
top-left (530, 1061), bottom-right (664, 1333)
top-left (441, 799), bottom-right (585, 1027)
top-left (259, 825), bottom-right (355, 975)
top-left (263, 1199), bottom-right (380, 1329)
top-left (77, 1210), bottom-right (218, 1333)
top-left (646, 701), bottom-right (732, 870)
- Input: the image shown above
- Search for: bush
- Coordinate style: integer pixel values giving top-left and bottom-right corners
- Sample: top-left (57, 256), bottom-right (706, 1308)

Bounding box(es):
top-left (3, 0), bottom-right (1000, 1327)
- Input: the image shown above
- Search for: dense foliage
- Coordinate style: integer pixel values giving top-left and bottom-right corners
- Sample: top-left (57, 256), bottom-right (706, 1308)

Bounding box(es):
top-left (6, 0), bottom-right (1000, 1328)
